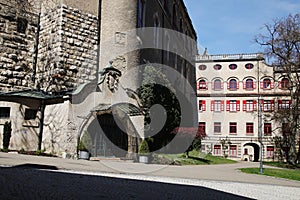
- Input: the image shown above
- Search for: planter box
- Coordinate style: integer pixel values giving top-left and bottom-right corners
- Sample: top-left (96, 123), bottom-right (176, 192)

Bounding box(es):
top-left (139, 155), bottom-right (149, 163)
top-left (78, 150), bottom-right (90, 160)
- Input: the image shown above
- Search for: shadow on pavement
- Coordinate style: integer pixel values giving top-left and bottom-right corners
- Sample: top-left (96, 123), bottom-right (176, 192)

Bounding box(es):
top-left (10, 163), bottom-right (58, 170)
top-left (0, 165), bottom-right (253, 200)
top-left (188, 156), bottom-right (211, 164)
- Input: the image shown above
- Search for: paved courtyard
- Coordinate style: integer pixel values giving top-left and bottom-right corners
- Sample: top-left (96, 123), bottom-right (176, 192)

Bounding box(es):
top-left (0, 152), bottom-right (299, 199)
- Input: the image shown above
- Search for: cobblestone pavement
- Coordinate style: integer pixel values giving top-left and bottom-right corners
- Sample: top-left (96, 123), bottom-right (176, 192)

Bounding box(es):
top-left (0, 152), bottom-right (299, 199)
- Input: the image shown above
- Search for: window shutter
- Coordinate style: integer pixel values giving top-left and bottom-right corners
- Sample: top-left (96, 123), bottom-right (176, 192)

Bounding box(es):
top-left (261, 100), bottom-right (265, 111)
top-left (260, 82), bottom-right (264, 89)
top-left (211, 82), bottom-right (214, 90)
top-left (221, 82), bottom-right (224, 89)
top-left (205, 83), bottom-right (208, 90)
top-left (243, 82), bottom-right (246, 89)
top-left (271, 100), bottom-right (275, 111)
top-left (278, 100), bottom-right (282, 109)
top-left (197, 82), bottom-right (200, 90)
top-left (278, 81), bottom-right (282, 89)
top-left (271, 81), bottom-right (274, 89)
top-left (236, 82), bottom-right (239, 89)
top-left (253, 81), bottom-right (256, 89)
top-left (227, 82), bottom-right (230, 89)
top-left (243, 100), bottom-right (247, 111)
top-left (203, 100), bottom-right (206, 111)
top-left (226, 100), bottom-right (230, 111)
top-left (237, 100), bottom-right (240, 111)
top-left (211, 100), bottom-right (215, 111)
top-left (221, 100), bottom-right (224, 111)
top-left (253, 100), bottom-right (257, 111)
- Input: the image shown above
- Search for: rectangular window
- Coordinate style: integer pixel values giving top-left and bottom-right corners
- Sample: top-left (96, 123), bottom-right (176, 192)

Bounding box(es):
top-left (243, 100), bottom-right (257, 112)
top-left (17, 18), bottom-right (28, 34)
top-left (198, 100), bottom-right (206, 112)
top-left (211, 100), bottom-right (224, 112)
top-left (137, 0), bottom-right (145, 28)
top-left (278, 100), bottom-right (291, 109)
top-left (214, 145), bottom-right (221, 155)
top-left (229, 122), bottom-right (237, 134)
top-left (229, 145), bottom-right (237, 157)
top-left (263, 100), bottom-right (275, 112)
top-left (264, 123), bottom-right (272, 136)
top-left (0, 107), bottom-right (10, 119)
top-left (24, 109), bottom-right (38, 120)
top-left (198, 122), bottom-right (206, 135)
top-left (226, 100), bottom-right (240, 112)
top-left (266, 146), bottom-right (274, 158)
top-left (214, 122), bottom-right (221, 134)
top-left (246, 123), bottom-right (254, 135)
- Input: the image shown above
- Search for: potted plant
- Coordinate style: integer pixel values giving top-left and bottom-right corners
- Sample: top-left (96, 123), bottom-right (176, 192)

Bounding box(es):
top-left (138, 139), bottom-right (150, 163)
top-left (78, 132), bottom-right (92, 160)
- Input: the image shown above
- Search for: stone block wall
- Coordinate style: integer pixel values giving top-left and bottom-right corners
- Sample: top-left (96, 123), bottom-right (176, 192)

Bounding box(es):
top-left (37, 4), bottom-right (98, 92)
top-left (0, 1), bottom-right (37, 92)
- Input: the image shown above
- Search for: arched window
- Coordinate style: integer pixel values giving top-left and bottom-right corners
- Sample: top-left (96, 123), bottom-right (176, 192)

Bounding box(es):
top-left (213, 79), bottom-right (222, 90)
top-left (245, 79), bottom-right (254, 89)
top-left (280, 78), bottom-right (290, 89)
top-left (198, 79), bottom-right (207, 90)
top-left (262, 78), bottom-right (273, 89)
top-left (228, 79), bottom-right (238, 90)
top-left (137, 0), bottom-right (145, 28)
top-left (153, 15), bottom-right (160, 48)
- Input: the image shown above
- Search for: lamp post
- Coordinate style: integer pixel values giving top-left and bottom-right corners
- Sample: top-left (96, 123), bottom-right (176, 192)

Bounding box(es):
top-left (258, 96), bottom-right (263, 174)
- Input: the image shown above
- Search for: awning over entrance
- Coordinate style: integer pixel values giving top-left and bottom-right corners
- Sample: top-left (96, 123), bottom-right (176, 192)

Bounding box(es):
top-left (92, 103), bottom-right (144, 116)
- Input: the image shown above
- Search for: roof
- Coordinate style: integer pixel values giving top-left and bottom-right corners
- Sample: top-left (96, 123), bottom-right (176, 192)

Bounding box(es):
top-left (92, 103), bottom-right (143, 116)
top-left (0, 90), bottom-right (66, 105)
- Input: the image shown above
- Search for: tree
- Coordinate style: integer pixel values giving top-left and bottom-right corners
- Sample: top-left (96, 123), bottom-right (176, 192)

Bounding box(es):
top-left (138, 65), bottom-right (181, 151)
top-left (2, 121), bottom-right (12, 150)
top-left (171, 127), bottom-right (206, 158)
top-left (255, 13), bottom-right (300, 165)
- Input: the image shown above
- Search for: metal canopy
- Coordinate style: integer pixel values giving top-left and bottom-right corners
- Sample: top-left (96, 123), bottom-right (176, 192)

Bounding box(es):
top-left (0, 90), bottom-right (66, 106)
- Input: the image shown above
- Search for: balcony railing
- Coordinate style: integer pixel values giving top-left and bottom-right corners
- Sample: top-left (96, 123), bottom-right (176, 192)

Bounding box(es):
top-left (195, 53), bottom-right (264, 61)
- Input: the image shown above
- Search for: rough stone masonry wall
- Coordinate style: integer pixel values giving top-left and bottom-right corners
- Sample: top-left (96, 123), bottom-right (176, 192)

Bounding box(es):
top-left (0, 1), bottom-right (37, 92)
top-left (37, 4), bottom-right (98, 92)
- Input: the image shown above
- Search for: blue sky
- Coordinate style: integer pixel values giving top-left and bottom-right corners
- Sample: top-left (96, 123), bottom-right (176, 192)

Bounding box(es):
top-left (183, 0), bottom-right (300, 55)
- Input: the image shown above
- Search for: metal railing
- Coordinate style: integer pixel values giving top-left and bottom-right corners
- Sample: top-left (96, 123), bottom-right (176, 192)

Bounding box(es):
top-left (195, 53), bottom-right (264, 61)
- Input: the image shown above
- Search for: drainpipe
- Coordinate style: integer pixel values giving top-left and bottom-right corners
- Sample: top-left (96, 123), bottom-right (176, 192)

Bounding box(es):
top-left (38, 100), bottom-right (45, 151)
top-left (95, 0), bottom-right (102, 83)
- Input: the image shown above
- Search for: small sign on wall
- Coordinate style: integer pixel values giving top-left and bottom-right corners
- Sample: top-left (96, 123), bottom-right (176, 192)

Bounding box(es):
top-left (115, 32), bottom-right (126, 46)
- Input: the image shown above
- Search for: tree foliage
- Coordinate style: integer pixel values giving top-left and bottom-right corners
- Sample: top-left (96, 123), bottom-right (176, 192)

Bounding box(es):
top-left (2, 121), bottom-right (12, 150)
top-left (138, 65), bottom-right (181, 151)
top-left (256, 13), bottom-right (300, 165)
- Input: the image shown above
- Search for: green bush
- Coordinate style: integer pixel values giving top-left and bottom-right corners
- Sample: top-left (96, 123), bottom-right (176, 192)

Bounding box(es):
top-left (78, 132), bottom-right (92, 152)
top-left (2, 121), bottom-right (12, 150)
top-left (138, 140), bottom-right (150, 155)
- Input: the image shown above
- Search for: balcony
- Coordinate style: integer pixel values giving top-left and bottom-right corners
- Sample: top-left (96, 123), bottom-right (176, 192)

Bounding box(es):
top-left (195, 53), bottom-right (264, 61)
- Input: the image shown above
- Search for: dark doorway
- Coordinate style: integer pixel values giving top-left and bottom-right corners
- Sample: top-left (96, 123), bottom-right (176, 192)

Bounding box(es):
top-left (244, 143), bottom-right (260, 162)
top-left (87, 114), bottom-right (128, 157)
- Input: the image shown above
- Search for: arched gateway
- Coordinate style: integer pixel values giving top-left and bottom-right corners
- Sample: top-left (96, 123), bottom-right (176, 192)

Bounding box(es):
top-left (243, 143), bottom-right (260, 162)
top-left (79, 103), bottom-right (144, 159)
